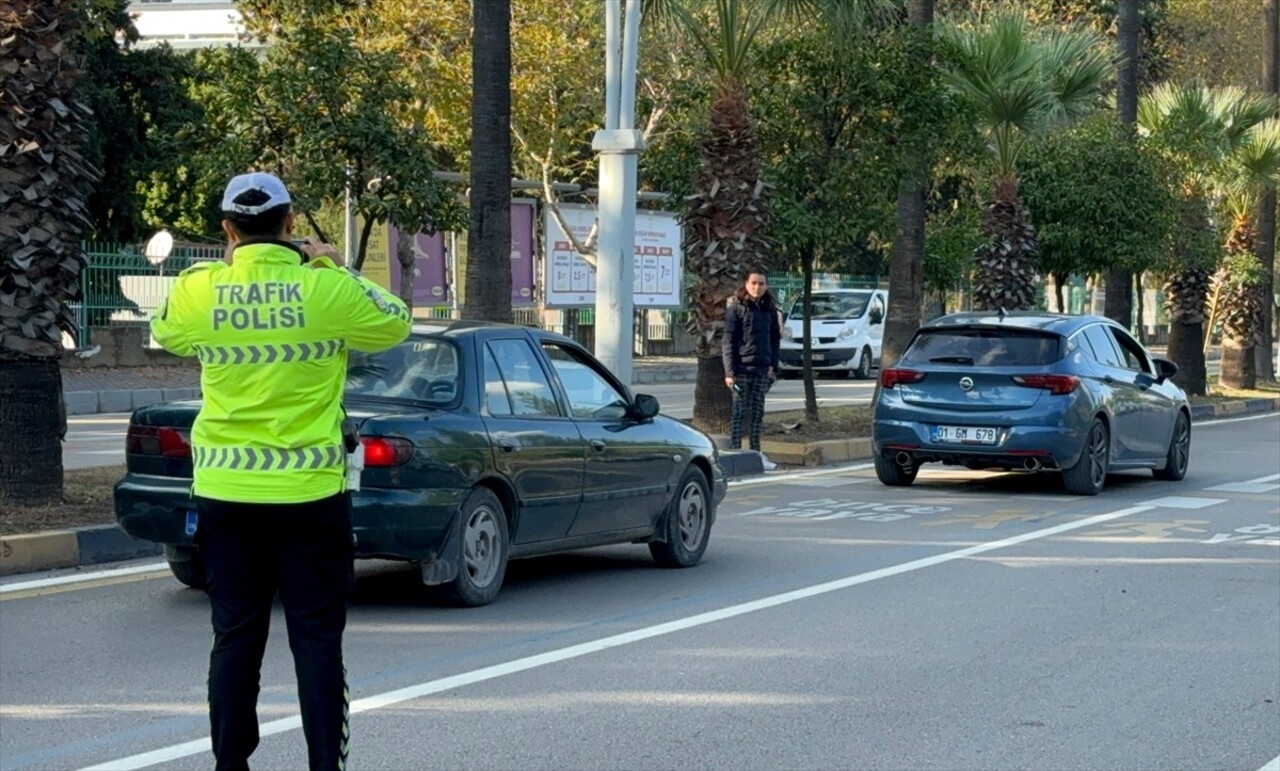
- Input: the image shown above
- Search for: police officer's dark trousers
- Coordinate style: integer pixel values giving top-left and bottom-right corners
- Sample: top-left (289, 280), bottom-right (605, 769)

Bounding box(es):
top-left (196, 492), bottom-right (353, 771)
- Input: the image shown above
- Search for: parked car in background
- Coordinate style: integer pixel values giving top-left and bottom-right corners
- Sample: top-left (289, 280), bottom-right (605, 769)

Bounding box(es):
top-left (779, 289), bottom-right (888, 379)
top-left (872, 312), bottom-right (1191, 495)
top-left (115, 321), bottom-right (727, 606)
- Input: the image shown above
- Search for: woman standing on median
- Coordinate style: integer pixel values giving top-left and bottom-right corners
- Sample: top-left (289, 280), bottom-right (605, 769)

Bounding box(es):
top-left (722, 269), bottom-right (781, 468)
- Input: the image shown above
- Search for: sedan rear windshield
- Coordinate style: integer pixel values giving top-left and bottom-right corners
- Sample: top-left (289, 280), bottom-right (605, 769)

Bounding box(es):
top-left (900, 328), bottom-right (1065, 367)
top-left (787, 293), bottom-right (871, 320)
top-left (346, 338), bottom-right (460, 404)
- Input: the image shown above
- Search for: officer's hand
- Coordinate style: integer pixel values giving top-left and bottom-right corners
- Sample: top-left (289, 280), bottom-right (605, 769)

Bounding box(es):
top-left (300, 238), bottom-right (343, 266)
top-left (724, 376), bottom-right (736, 389)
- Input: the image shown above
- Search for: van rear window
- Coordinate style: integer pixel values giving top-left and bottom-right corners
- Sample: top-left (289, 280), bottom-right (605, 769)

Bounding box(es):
top-left (900, 329), bottom-right (1065, 367)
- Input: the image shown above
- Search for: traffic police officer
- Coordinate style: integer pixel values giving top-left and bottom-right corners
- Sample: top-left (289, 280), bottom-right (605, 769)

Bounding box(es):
top-left (152, 172), bottom-right (412, 771)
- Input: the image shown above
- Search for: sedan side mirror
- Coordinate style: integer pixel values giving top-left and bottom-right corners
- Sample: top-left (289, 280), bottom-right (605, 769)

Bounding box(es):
top-left (1153, 357), bottom-right (1178, 383)
top-left (631, 393), bottom-right (660, 420)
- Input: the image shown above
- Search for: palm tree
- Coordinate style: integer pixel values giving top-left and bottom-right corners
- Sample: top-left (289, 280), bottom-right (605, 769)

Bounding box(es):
top-left (1137, 84), bottom-right (1276, 395)
top-left (1216, 117), bottom-right (1280, 389)
top-left (882, 0), bottom-right (936, 372)
top-left (939, 6), bottom-right (1111, 311)
top-left (465, 0), bottom-right (514, 323)
top-left (647, 0), bottom-right (892, 433)
top-left (0, 3), bottom-right (99, 506)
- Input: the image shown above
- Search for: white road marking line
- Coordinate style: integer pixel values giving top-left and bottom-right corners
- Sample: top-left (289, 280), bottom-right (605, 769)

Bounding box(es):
top-left (1145, 496), bottom-right (1228, 509)
top-left (80, 503), bottom-right (1154, 771)
top-left (77, 450), bottom-right (126, 456)
top-left (1204, 482), bottom-right (1280, 494)
top-left (1244, 473), bottom-right (1280, 484)
top-left (0, 563), bottom-right (168, 595)
top-left (1259, 753), bottom-right (1280, 771)
top-left (1198, 413), bottom-right (1280, 426)
top-left (729, 463), bottom-right (873, 487)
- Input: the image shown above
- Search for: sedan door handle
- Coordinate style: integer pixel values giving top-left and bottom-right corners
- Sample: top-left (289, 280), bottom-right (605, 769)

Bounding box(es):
top-left (1103, 375), bottom-right (1115, 384)
top-left (589, 439), bottom-right (606, 453)
top-left (497, 439), bottom-right (518, 453)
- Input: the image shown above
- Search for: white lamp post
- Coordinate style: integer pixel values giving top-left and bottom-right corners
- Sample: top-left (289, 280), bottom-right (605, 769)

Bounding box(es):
top-left (593, 0), bottom-right (645, 385)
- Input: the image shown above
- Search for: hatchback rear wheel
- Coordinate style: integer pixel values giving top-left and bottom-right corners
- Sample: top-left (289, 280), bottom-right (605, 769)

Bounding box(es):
top-left (874, 452), bottom-right (919, 486)
top-left (1063, 418), bottom-right (1109, 495)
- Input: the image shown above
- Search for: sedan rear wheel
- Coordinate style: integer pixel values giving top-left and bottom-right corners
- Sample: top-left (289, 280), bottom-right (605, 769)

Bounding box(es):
top-left (167, 549), bottom-right (205, 590)
top-left (1153, 412), bottom-right (1190, 481)
top-left (649, 467), bottom-right (712, 568)
top-left (441, 487), bottom-right (509, 607)
top-left (1063, 418), bottom-right (1109, 496)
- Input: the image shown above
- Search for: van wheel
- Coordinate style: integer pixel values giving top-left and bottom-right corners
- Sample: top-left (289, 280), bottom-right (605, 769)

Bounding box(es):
top-left (853, 347), bottom-right (873, 379)
top-left (441, 487), bottom-right (509, 607)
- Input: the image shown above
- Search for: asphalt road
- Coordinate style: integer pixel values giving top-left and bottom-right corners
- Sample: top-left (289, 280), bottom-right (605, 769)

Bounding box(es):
top-left (60, 378), bottom-right (876, 470)
top-left (9, 412), bottom-right (1278, 771)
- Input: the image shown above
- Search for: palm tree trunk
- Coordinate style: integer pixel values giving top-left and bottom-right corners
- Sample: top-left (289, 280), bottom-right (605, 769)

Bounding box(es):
top-left (692, 356), bottom-right (731, 435)
top-left (464, 0), bottom-right (513, 323)
top-left (881, 0), bottom-right (934, 370)
top-left (0, 359), bottom-right (65, 506)
top-left (972, 176), bottom-right (1038, 311)
top-left (1167, 318), bottom-right (1208, 395)
top-left (1104, 0), bottom-right (1142, 331)
top-left (1255, 0), bottom-right (1278, 380)
top-left (1222, 339), bottom-right (1257, 389)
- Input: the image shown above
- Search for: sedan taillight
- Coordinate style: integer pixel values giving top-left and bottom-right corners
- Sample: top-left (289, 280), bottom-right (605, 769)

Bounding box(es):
top-left (361, 437), bottom-right (414, 467)
top-left (1011, 374), bottom-right (1080, 395)
top-left (126, 426), bottom-right (192, 458)
top-left (880, 368), bottom-right (926, 389)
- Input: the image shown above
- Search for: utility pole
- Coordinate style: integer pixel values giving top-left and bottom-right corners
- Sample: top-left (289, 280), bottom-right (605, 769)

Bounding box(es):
top-left (593, 0), bottom-right (644, 385)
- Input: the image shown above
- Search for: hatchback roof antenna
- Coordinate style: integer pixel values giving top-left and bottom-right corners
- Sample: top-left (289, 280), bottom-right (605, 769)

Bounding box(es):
top-left (997, 306), bottom-right (1008, 321)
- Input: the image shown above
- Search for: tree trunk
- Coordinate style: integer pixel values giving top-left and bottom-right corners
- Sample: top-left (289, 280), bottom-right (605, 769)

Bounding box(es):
top-left (802, 246), bottom-right (818, 424)
top-left (395, 220), bottom-right (415, 313)
top-left (1167, 320), bottom-right (1207, 396)
top-left (1134, 271), bottom-right (1146, 343)
top-left (881, 0), bottom-right (934, 370)
top-left (1104, 0), bottom-right (1142, 330)
top-left (0, 358), bottom-right (65, 506)
top-left (463, 0), bottom-right (513, 323)
top-left (1221, 337), bottom-right (1257, 389)
top-left (692, 355), bottom-right (731, 435)
top-left (1256, 0), bottom-right (1278, 380)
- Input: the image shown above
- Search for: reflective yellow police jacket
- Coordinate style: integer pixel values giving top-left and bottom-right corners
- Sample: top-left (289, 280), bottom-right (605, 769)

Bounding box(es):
top-left (151, 242), bottom-right (412, 504)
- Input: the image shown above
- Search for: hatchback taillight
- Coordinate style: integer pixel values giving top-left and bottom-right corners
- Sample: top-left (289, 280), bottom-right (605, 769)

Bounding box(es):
top-left (1011, 374), bottom-right (1080, 395)
top-left (880, 368), bottom-right (926, 389)
top-left (361, 437), bottom-right (414, 467)
top-left (126, 426), bottom-right (192, 458)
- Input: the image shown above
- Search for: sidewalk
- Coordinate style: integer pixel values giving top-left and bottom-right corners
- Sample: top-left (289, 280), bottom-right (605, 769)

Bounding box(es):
top-left (62, 356), bottom-right (699, 415)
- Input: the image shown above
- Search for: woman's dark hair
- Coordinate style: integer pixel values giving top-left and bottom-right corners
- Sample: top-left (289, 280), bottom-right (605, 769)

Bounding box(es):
top-left (733, 269), bottom-right (776, 311)
top-left (225, 189), bottom-right (290, 238)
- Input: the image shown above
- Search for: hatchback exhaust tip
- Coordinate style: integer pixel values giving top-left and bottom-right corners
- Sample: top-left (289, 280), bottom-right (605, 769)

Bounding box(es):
top-left (895, 451), bottom-right (913, 467)
top-left (1022, 457), bottom-right (1042, 472)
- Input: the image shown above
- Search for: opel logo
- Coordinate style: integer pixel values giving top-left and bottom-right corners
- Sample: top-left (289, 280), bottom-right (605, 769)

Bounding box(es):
top-left (959, 377), bottom-right (974, 391)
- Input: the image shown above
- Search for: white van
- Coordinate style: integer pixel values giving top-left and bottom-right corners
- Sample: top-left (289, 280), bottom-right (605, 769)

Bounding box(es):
top-left (778, 288), bottom-right (887, 379)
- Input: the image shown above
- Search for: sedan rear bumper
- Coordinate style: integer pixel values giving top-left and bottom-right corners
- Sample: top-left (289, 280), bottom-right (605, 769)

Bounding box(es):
top-left (115, 474), bottom-right (466, 561)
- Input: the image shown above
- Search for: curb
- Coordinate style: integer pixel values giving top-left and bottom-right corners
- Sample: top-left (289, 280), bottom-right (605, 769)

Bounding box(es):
top-left (0, 525), bottom-right (162, 577)
top-left (11, 395), bottom-right (1276, 579)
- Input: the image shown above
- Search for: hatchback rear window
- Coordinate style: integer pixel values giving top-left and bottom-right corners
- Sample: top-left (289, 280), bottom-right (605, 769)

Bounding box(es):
top-left (900, 329), bottom-right (1065, 367)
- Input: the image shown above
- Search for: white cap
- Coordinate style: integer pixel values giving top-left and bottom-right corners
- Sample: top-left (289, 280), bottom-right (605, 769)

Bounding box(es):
top-left (220, 172), bottom-right (292, 215)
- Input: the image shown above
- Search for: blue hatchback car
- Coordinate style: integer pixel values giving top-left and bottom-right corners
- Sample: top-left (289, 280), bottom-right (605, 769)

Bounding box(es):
top-left (872, 312), bottom-right (1191, 495)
